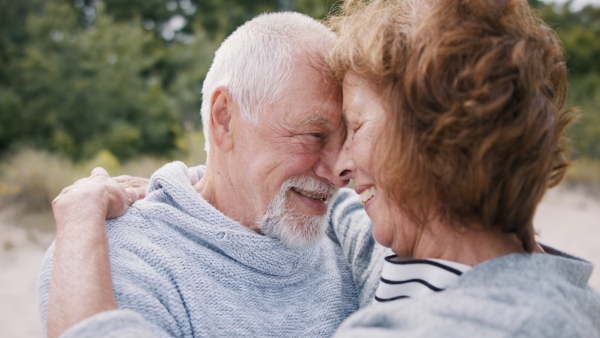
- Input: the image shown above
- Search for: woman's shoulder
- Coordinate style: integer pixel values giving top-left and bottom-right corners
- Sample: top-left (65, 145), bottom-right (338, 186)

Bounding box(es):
top-left (335, 251), bottom-right (600, 337)
top-left (336, 284), bottom-right (600, 338)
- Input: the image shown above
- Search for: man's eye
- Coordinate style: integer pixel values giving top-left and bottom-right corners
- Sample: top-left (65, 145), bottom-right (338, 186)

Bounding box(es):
top-left (310, 133), bottom-right (324, 138)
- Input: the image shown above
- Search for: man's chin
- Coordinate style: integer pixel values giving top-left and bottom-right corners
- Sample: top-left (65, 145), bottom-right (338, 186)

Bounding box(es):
top-left (258, 212), bottom-right (328, 250)
top-left (283, 220), bottom-right (327, 250)
top-left (258, 176), bottom-right (336, 250)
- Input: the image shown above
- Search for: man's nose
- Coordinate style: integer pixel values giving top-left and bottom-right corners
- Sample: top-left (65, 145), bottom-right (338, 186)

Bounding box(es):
top-left (314, 158), bottom-right (348, 188)
top-left (333, 138), bottom-right (354, 183)
top-left (314, 138), bottom-right (353, 189)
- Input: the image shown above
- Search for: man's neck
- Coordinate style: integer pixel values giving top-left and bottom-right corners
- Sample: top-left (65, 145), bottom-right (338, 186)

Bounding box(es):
top-left (194, 161), bottom-right (260, 233)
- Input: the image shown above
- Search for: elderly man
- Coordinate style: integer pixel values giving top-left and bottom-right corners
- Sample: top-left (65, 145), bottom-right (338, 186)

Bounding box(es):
top-left (38, 11), bottom-right (385, 338)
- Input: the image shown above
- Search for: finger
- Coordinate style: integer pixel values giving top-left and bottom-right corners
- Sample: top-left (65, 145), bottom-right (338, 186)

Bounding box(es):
top-left (124, 187), bottom-right (139, 206)
top-left (52, 194), bottom-right (63, 205)
top-left (114, 175), bottom-right (149, 186)
top-left (129, 178), bottom-right (150, 189)
top-left (114, 178), bottom-right (149, 196)
top-left (189, 172), bottom-right (199, 185)
top-left (136, 186), bottom-right (147, 199)
top-left (91, 167), bottom-right (110, 177)
top-left (72, 169), bottom-right (107, 188)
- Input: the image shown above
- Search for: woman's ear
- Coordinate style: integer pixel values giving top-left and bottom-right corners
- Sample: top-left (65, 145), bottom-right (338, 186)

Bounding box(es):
top-left (209, 86), bottom-right (235, 152)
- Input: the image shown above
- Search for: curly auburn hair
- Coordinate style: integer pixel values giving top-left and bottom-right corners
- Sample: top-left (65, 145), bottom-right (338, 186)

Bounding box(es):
top-left (327, 0), bottom-right (576, 252)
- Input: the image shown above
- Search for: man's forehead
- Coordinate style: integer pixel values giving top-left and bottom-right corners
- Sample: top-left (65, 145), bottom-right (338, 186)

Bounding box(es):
top-left (296, 105), bottom-right (343, 126)
top-left (302, 85), bottom-right (343, 123)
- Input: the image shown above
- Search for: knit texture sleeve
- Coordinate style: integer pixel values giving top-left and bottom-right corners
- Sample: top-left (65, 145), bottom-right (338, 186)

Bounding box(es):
top-left (59, 310), bottom-right (155, 338)
top-left (328, 188), bottom-right (390, 308)
top-left (37, 240), bottom-right (54, 337)
top-left (36, 207), bottom-right (189, 338)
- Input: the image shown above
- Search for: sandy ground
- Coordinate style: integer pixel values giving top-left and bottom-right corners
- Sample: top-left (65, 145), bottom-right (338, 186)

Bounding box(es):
top-left (0, 185), bottom-right (599, 338)
top-left (0, 217), bottom-right (54, 338)
top-left (534, 185), bottom-right (600, 290)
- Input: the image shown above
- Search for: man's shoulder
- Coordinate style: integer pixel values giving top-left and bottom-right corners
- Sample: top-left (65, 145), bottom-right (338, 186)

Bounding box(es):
top-left (105, 203), bottom-right (153, 237)
top-left (104, 197), bottom-right (233, 266)
top-left (105, 194), bottom-right (208, 237)
top-left (104, 202), bottom-right (189, 256)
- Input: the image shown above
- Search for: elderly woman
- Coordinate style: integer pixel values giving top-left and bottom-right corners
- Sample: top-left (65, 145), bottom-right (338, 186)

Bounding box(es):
top-left (42, 0), bottom-right (600, 337)
top-left (326, 0), bottom-right (600, 335)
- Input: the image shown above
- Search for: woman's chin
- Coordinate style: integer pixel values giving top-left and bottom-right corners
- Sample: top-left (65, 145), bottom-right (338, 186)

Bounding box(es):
top-left (369, 204), bottom-right (409, 254)
top-left (371, 219), bottom-right (394, 249)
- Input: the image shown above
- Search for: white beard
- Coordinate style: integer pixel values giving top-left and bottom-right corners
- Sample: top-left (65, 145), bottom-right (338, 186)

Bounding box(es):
top-left (256, 176), bottom-right (338, 249)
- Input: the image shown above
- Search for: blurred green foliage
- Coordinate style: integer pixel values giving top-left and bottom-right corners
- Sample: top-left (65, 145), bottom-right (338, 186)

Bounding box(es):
top-left (532, 1), bottom-right (600, 162)
top-left (0, 0), bottom-right (599, 165)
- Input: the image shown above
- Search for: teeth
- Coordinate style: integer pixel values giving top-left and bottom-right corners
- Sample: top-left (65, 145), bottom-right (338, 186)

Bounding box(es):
top-left (292, 187), bottom-right (327, 201)
top-left (360, 187), bottom-right (376, 205)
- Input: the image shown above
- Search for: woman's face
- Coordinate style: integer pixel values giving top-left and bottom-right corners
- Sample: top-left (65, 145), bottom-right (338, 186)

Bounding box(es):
top-left (336, 73), bottom-right (403, 249)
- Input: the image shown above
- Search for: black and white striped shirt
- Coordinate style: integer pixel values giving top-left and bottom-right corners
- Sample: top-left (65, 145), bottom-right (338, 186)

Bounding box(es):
top-left (374, 255), bottom-right (471, 303)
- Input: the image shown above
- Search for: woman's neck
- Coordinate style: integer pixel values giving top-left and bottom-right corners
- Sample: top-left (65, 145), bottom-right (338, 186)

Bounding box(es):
top-left (395, 218), bottom-right (528, 266)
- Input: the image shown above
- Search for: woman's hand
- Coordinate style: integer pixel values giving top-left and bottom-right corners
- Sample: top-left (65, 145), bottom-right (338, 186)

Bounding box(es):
top-left (52, 167), bottom-right (148, 225)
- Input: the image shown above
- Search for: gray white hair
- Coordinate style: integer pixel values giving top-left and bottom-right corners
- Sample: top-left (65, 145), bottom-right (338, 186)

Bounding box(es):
top-left (200, 11), bottom-right (335, 154)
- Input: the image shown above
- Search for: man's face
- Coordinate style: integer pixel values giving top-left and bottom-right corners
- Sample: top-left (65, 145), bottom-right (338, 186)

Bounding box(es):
top-left (231, 56), bottom-right (347, 247)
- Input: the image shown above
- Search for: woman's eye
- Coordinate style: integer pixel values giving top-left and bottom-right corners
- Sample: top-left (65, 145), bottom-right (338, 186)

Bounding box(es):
top-left (310, 133), bottom-right (324, 138)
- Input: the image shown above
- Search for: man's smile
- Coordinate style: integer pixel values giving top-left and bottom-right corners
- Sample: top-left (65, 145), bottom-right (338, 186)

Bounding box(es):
top-left (291, 187), bottom-right (329, 201)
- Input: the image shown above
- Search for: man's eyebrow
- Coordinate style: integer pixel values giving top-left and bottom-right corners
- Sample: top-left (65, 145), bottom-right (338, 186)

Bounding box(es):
top-left (302, 114), bottom-right (331, 126)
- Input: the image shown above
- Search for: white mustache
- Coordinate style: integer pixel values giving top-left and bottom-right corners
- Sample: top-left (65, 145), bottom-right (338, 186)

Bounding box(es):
top-left (256, 175), bottom-right (338, 250)
top-left (282, 176), bottom-right (338, 198)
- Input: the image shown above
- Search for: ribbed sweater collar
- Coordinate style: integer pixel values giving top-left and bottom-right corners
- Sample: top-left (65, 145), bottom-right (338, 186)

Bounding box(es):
top-left (137, 161), bottom-right (319, 277)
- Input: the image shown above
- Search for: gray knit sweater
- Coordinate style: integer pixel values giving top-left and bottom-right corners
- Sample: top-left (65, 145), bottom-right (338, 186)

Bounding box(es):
top-left (333, 248), bottom-right (600, 337)
top-left (39, 162), bottom-right (599, 337)
top-left (37, 162), bottom-right (373, 337)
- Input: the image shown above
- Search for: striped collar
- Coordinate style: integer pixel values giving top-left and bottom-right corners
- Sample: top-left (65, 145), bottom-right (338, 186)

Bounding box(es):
top-left (374, 255), bottom-right (472, 303)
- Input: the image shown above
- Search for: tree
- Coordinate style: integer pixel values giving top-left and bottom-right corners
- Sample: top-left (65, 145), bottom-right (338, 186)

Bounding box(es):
top-left (3, 0), bottom-right (598, 164)
top-left (1, 0), bottom-right (196, 160)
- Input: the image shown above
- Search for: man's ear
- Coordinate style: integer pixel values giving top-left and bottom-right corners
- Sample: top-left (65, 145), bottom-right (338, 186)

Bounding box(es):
top-left (209, 86), bottom-right (235, 152)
